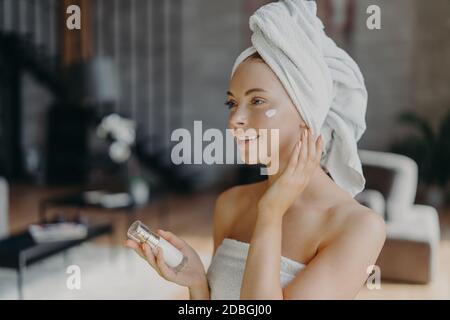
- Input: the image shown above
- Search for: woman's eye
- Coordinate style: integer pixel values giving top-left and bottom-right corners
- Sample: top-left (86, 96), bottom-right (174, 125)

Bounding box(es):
top-left (224, 100), bottom-right (237, 109)
top-left (252, 98), bottom-right (265, 106)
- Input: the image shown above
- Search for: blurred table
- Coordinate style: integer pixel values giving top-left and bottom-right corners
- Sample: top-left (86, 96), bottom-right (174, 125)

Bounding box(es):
top-left (0, 222), bottom-right (113, 300)
top-left (38, 191), bottom-right (137, 227)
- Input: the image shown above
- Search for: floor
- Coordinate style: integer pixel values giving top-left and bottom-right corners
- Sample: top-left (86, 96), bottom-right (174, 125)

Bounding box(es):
top-left (6, 184), bottom-right (450, 300)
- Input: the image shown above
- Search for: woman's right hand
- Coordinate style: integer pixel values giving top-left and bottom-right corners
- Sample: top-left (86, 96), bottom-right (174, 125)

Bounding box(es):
top-left (125, 229), bottom-right (208, 289)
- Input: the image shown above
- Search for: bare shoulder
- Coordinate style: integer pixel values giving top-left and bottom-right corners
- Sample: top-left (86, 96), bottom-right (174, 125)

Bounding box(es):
top-left (285, 201), bottom-right (387, 299)
top-left (320, 200), bottom-right (387, 250)
top-left (212, 182), bottom-right (262, 252)
top-left (214, 183), bottom-right (256, 217)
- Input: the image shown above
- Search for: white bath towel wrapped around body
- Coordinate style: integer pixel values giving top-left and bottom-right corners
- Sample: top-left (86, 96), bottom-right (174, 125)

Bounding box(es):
top-left (231, 0), bottom-right (368, 197)
top-left (206, 238), bottom-right (305, 300)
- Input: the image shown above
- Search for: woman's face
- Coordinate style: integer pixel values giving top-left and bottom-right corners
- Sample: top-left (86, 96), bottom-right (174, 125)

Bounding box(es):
top-left (226, 58), bottom-right (306, 167)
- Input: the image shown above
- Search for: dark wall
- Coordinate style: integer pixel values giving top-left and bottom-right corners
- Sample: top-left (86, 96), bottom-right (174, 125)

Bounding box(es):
top-left (3, 0), bottom-right (449, 185)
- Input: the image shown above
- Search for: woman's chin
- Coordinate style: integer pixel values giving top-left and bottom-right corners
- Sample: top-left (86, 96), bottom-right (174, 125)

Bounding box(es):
top-left (238, 152), bottom-right (270, 166)
top-left (239, 151), bottom-right (258, 165)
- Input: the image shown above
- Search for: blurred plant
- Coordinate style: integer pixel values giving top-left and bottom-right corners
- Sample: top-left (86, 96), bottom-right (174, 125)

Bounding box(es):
top-left (390, 110), bottom-right (450, 188)
top-left (96, 113), bottom-right (136, 163)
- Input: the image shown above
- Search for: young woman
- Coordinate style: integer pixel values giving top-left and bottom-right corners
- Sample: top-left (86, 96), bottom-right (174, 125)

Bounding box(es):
top-left (126, 0), bottom-right (386, 300)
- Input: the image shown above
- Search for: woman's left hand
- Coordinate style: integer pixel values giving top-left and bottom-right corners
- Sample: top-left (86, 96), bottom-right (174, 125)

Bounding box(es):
top-left (257, 126), bottom-right (323, 220)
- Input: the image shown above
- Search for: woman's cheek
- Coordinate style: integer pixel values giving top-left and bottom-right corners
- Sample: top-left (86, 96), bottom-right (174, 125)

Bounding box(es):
top-left (255, 109), bottom-right (284, 162)
top-left (264, 108), bottom-right (277, 118)
top-left (271, 115), bottom-right (297, 152)
top-left (253, 109), bottom-right (279, 129)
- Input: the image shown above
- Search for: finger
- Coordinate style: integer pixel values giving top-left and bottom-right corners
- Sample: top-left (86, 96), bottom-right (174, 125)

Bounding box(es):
top-left (142, 243), bottom-right (159, 270)
top-left (125, 239), bottom-right (146, 260)
top-left (285, 139), bottom-right (301, 174)
top-left (307, 128), bottom-right (316, 164)
top-left (303, 128), bottom-right (316, 173)
top-left (125, 239), bottom-right (140, 250)
top-left (157, 230), bottom-right (186, 251)
top-left (297, 128), bottom-right (308, 170)
top-left (304, 133), bottom-right (322, 174)
top-left (155, 247), bottom-right (177, 278)
top-left (315, 134), bottom-right (323, 163)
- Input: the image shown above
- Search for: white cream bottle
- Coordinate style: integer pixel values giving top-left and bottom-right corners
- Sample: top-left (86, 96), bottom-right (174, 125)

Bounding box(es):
top-left (127, 220), bottom-right (187, 272)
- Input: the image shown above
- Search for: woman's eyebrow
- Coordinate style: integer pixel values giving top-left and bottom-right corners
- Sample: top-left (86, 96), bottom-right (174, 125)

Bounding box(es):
top-left (226, 88), bottom-right (267, 97)
top-left (245, 88), bottom-right (267, 95)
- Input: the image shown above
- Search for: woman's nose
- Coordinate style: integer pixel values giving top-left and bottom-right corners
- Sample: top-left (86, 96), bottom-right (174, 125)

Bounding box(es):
top-left (229, 108), bottom-right (248, 129)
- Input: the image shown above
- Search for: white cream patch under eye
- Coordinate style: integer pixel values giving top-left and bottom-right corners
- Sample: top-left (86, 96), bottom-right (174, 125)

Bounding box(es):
top-left (265, 109), bottom-right (277, 118)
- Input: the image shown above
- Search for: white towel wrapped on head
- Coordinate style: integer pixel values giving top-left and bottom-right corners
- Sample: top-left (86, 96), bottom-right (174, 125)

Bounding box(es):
top-left (231, 0), bottom-right (368, 197)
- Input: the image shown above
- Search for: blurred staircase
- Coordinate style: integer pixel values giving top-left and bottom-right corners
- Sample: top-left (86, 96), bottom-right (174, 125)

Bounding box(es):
top-left (0, 0), bottom-right (63, 179)
top-left (0, 32), bottom-right (65, 97)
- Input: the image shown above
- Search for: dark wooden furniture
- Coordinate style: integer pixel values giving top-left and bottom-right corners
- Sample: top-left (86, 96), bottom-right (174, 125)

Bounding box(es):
top-left (0, 222), bottom-right (113, 299)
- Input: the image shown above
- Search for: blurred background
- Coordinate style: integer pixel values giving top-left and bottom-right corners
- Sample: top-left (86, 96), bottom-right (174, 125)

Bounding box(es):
top-left (0, 0), bottom-right (449, 299)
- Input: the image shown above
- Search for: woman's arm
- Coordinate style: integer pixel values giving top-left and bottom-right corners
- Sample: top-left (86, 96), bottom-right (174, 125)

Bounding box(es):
top-left (240, 212), bottom-right (284, 299)
top-left (241, 205), bottom-right (386, 300)
top-left (189, 280), bottom-right (210, 300)
top-left (281, 208), bottom-right (386, 299)
top-left (241, 128), bottom-right (323, 299)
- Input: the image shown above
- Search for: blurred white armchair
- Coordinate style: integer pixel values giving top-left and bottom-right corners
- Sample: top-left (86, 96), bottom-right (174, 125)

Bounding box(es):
top-left (356, 150), bottom-right (440, 284)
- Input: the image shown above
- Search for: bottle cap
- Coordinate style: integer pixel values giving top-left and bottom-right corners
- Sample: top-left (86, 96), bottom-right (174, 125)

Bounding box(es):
top-left (127, 220), bottom-right (160, 247)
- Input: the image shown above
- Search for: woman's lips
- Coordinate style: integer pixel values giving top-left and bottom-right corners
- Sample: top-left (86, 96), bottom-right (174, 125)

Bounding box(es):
top-left (236, 135), bottom-right (259, 148)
